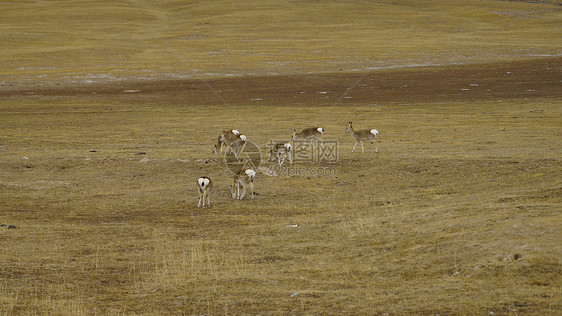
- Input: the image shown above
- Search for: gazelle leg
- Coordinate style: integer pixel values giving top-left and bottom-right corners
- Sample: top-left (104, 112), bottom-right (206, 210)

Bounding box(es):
top-left (198, 190), bottom-right (202, 207)
top-left (236, 183), bottom-right (241, 199)
top-left (235, 143), bottom-right (243, 157)
top-left (360, 141), bottom-right (365, 153)
top-left (239, 184), bottom-right (246, 200)
top-left (206, 191), bottom-right (211, 207)
top-left (288, 152), bottom-right (292, 165)
top-left (249, 182), bottom-right (254, 200)
top-left (352, 142), bottom-right (358, 152)
top-left (202, 191), bottom-right (207, 208)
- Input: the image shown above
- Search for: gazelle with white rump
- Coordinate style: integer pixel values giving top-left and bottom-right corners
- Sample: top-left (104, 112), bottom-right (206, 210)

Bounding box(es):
top-left (230, 168), bottom-right (256, 200)
top-left (345, 121), bottom-right (379, 153)
top-left (291, 127), bottom-right (325, 149)
top-left (213, 129), bottom-right (239, 154)
top-left (213, 129), bottom-right (247, 156)
top-left (197, 176), bottom-right (213, 208)
top-left (270, 142), bottom-right (293, 165)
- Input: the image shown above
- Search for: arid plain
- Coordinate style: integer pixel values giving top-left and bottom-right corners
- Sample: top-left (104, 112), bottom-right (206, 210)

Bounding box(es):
top-left (1, 0), bottom-right (561, 315)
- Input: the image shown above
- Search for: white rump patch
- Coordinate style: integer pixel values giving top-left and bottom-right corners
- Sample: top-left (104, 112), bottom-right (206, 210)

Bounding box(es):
top-left (239, 135), bottom-right (247, 142)
top-left (231, 129), bottom-right (239, 135)
top-left (284, 143), bottom-right (292, 151)
top-left (370, 129), bottom-right (379, 136)
top-left (198, 177), bottom-right (210, 188)
top-left (317, 127), bottom-right (324, 134)
top-left (245, 169), bottom-right (256, 179)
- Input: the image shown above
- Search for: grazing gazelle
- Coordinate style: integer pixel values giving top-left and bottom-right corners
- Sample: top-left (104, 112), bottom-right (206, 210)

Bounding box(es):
top-left (291, 127), bottom-right (324, 149)
top-left (197, 176), bottom-right (213, 208)
top-left (345, 121), bottom-right (379, 153)
top-left (230, 168), bottom-right (256, 200)
top-left (224, 134), bottom-right (246, 156)
top-left (213, 129), bottom-right (240, 154)
top-left (270, 142), bottom-right (293, 165)
top-left (214, 130), bottom-right (247, 156)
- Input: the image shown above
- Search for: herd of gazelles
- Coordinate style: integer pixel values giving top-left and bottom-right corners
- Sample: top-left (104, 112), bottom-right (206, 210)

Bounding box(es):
top-left (197, 121), bottom-right (379, 207)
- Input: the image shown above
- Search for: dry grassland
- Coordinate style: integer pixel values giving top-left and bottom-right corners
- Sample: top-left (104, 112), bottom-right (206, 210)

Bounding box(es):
top-left (1, 0), bottom-right (561, 315)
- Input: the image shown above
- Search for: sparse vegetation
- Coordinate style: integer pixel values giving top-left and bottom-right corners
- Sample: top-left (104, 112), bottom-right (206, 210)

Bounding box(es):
top-left (1, 0), bottom-right (561, 315)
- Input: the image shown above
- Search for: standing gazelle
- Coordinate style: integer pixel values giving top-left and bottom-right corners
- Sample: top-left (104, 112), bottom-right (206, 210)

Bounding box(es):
top-left (292, 127), bottom-right (324, 149)
top-left (213, 129), bottom-right (239, 154)
top-left (270, 142), bottom-right (293, 165)
top-left (197, 176), bottom-right (213, 208)
top-left (230, 168), bottom-right (256, 200)
top-left (345, 121), bottom-right (379, 153)
top-left (213, 129), bottom-right (246, 156)
top-left (229, 134), bottom-right (247, 156)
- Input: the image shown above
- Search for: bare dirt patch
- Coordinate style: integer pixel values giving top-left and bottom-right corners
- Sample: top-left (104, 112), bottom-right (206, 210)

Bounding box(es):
top-left (2, 57), bottom-right (559, 105)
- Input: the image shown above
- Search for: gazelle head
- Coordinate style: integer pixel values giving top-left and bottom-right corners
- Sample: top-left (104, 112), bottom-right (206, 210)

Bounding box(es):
top-left (291, 129), bottom-right (297, 141)
top-left (317, 127), bottom-right (325, 135)
top-left (220, 130), bottom-right (228, 142)
top-left (345, 121), bottom-right (353, 133)
top-left (212, 135), bottom-right (222, 153)
top-left (284, 142), bottom-right (292, 152)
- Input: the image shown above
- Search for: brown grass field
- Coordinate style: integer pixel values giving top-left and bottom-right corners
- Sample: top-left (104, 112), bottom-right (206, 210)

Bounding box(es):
top-left (1, 0), bottom-right (561, 315)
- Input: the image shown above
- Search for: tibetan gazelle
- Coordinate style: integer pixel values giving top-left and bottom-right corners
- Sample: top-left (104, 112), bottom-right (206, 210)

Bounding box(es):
top-left (345, 121), bottom-right (379, 153)
top-left (271, 142), bottom-right (293, 165)
top-left (291, 127), bottom-right (324, 149)
top-left (213, 129), bottom-right (246, 156)
top-left (213, 129), bottom-right (239, 154)
top-left (230, 168), bottom-right (256, 200)
top-left (197, 176), bottom-right (213, 208)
